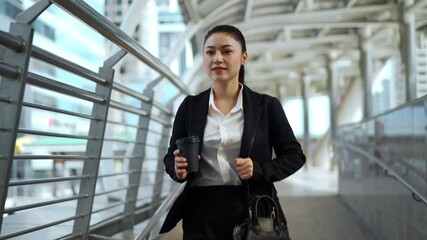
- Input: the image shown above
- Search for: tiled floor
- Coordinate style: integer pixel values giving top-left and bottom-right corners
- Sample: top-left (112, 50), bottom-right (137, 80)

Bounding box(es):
top-left (157, 166), bottom-right (376, 240)
top-left (274, 166), bottom-right (338, 197)
top-left (276, 167), bottom-right (376, 240)
top-left (280, 195), bottom-right (376, 240)
top-left (3, 167), bottom-right (376, 239)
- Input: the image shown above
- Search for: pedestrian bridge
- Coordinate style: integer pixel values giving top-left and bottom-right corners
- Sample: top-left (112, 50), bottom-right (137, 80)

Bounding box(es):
top-left (0, 0), bottom-right (426, 239)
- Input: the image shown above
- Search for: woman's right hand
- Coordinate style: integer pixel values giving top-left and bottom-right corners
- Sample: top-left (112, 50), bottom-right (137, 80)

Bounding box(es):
top-left (174, 149), bottom-right (188, 180)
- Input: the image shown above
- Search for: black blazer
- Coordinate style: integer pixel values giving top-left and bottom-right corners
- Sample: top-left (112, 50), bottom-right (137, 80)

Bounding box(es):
top-left (160, 84), bottom-right (305, 233)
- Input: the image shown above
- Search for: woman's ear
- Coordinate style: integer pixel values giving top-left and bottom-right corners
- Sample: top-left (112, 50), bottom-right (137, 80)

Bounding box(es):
top-left (241, 51), bottom-right (248, 65)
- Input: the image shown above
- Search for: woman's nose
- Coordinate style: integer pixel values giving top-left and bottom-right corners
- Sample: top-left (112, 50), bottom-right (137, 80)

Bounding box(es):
top-left (213, 52), bottom-right (223, 62)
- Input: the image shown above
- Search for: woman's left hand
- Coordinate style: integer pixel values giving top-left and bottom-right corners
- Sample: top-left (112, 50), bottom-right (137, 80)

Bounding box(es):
top-left (235, 157), bottom-right (253, 180)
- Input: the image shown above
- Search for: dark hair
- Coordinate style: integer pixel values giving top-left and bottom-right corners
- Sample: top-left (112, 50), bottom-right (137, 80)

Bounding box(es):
top-left (203, 25), bottom-right (247, 84)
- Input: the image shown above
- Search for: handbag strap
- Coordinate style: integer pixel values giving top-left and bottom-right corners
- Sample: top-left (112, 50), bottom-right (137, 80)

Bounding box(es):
top-left (250, 195), bottom-right (283, 235)
top-left (244, 132), bottom-right (256, 202)
top-left (243, 141), bottom-right (283, 233)
top-left (244, 129), bottom-right (274, 206)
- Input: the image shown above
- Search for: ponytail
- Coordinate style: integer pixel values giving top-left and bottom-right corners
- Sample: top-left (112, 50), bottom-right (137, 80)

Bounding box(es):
top-left (238, 65), bottom-right (245, 84)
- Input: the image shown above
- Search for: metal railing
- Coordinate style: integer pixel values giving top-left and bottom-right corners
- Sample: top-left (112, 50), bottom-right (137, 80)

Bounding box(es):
top-left (136, 184), bottom-right (185, 240)
top-left (334, 93), bottom-right (427, 206)
top-left (334, 94), bottom-right (427, 239)
top-left (334, 142), bottom-right (427, 206)
top-left (0, 0), bottom-right (187, 239)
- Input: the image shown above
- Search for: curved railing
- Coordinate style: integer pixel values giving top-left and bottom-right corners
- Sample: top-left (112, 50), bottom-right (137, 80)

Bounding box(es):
top-left (0, 0), bottom-right (187, 239)
top-left (135, 183), bottom-right (185, 240)
top-left (334, 142), bottom-right (427, 206)
top-left (334, 94), bottom-right (427, 239)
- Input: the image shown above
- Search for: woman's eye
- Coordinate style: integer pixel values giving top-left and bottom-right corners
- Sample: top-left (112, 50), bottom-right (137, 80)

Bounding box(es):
top-left (206, 50), bottom-right (214, 55)
top-left (223, 50), bottom-right (232, 54)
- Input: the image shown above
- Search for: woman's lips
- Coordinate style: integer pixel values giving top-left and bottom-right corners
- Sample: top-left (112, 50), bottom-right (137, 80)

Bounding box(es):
top-left (212, 67), bottom-right (225, 72)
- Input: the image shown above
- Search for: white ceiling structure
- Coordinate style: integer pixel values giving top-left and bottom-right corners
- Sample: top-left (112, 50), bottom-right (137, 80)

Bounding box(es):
top-left (175, 0), bottom-right (427, 99)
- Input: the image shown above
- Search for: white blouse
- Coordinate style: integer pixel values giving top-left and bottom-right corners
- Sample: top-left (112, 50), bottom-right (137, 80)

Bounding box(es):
top-left (191, 85), bottom-right (244, 187)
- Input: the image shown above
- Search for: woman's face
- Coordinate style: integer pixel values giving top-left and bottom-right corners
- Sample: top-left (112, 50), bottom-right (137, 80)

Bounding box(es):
top-left (203, 32), bottom-right (248, 84)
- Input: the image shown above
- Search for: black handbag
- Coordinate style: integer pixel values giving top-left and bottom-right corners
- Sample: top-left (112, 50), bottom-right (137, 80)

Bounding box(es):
top-left (233, 194), bottom-right (290, 240)
top-left (233, 130), bottom-right (290, 240)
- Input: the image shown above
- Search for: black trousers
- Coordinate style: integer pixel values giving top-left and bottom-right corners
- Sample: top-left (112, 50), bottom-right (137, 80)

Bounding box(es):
top-left (182, 185), bottom-right (246, 240)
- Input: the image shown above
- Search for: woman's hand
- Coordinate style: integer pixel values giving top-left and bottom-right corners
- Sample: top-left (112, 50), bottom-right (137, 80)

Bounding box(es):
top-left (174, 149), bottom-right (189, 180)
top-left (235, 157), bottom-right (253, 180)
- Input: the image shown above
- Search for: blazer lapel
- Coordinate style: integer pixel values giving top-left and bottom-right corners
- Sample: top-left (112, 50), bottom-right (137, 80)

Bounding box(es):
top-left (240, 85), bottom-right (263, 158)
top-left (188, 89), bottom-right (210, 152)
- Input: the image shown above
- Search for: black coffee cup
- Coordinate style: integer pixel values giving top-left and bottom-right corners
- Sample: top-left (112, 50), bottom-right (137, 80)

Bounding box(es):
top-left (175, 136), bottom-right (200, 172)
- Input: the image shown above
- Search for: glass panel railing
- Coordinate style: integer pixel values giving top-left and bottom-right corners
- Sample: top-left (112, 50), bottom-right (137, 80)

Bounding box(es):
top-left (335, 95), bottom-right (427, 240)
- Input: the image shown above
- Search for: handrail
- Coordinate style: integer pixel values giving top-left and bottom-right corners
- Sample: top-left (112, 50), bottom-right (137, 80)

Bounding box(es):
top-left (109, 100), bottom-right (148, 116)
top-left (9, 175), bottom-right (90, 186)
top-left (4, 194), bottom-right (88, 214)
top-left (91, 200), bottom-right (128, 214)
top-left (334, 141), bottom-right (427, 206)
top-left (135, 183), bottom-right (186, 240)
top-left (0, 30), bottom-right (24, 52)
top-left (1, 0), bottom-right (182, 239)
top-left (18, 128), bottom-right (91, 140)
top-left (50, 0), bottom-right (189, 95)
top-left (151, 115), bottom-right (173, 126)
top-left (93, 186), bottom-right (130, 197)
top-left (97, 171), bottom-right (135, 178)
top-left (153, 100), bottom-right (172, 115)
top-left (0, 61), bottom-right (20, 78)
top-left (112, 82), bottom-right (151, 103)
top-left (336, 95), bottom-right (426, 129)
top-left (13, 154), bottom-right (89, 160)
top-left (27, 72), bottom-right (105, 103)
top-left (31, 45), bottom-right (107, 85)
top-left (22, 101), bottom-right (96, 120)
top-left (0, 214), bottom-right (85, 240)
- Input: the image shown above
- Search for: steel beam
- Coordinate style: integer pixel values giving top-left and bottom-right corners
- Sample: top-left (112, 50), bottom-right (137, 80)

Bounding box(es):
top-left (50, 0), bottom-right (187, 94)
top-left (71, 63), bottom-right (114, 239)
top-left (0, 22), bottom-right (34, 231)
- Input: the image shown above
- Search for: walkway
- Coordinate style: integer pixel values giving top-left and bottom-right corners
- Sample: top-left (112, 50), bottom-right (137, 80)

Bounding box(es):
top-left (156, 166), bottom-right (376, 240)
top-left (276, 166), bottom-right (376, 240)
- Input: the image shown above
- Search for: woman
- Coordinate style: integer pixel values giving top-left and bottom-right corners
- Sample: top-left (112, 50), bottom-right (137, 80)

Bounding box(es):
top-left (160, 25), bottom-right (306, 239)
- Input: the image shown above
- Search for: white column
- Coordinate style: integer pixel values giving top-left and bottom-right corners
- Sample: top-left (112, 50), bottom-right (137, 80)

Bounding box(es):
top-left (301, 73), bottom-right (310, 167)
top-left (358, 31), bottom-right (373, 119)
top-left (401, 0), bottom-right (418, 101)
top-left (326, 56), bottom-right (337, 141)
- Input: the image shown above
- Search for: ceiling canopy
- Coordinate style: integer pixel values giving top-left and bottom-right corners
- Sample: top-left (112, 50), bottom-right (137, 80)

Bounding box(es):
top-left (176, 0), bottom-right (427, 99)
